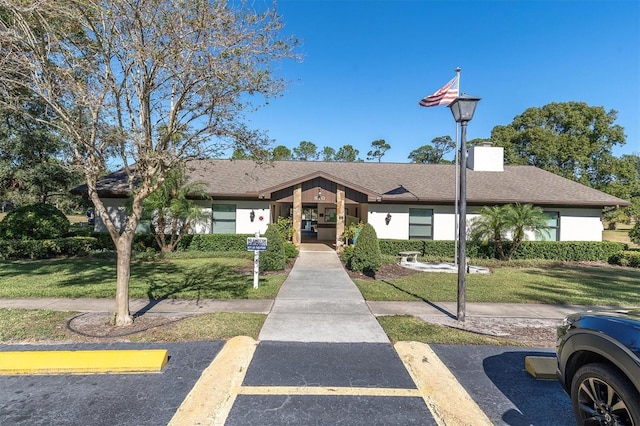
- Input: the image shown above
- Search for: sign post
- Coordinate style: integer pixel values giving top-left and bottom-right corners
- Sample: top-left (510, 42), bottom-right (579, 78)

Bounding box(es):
top-left (247, 232), bottom-right (268, 289)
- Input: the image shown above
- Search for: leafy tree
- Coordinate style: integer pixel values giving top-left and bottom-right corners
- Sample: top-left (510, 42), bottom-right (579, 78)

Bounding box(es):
top-left (470, 203), bottom-right (549, 260)
top-left (489, 102), bottom-right (626, 186)
top-left (293, 141), bottom-right (319, 161)
top-left (367, 139), bottom-right (390, 162)
top-left (335, 144), bottom-right (361, 162)
top-left (141, 167), bottom-right (209, 253)
top-left (0, 203), bottom-right (69, 240)
top-left (0, 97), bottom-right (81, 208)
top-left (321, 146), bottom-right (336, 161)
top-left (272, 145), bottom-right (292, 161)
top-left (230, 148), bottom-right (250, 160)
top-left (0, 0), bottom-right (298, 325)
top-left (231, 146), bottom-right (270, 162)
top-left (600, 154), bottom-right (640, 227)
top-left (408, 136), bottom-right (455, 164)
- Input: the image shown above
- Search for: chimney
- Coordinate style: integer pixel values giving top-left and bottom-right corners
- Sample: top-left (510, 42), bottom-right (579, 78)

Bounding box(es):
top-left (468, 142), bottom-right (503, 172)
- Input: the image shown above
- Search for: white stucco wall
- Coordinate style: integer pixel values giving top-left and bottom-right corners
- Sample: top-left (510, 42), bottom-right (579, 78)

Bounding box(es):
top-left (95, 198), bottom-right (604, 242)
top-left (557, 208), bottom-right (603, 241)
top-left (94, 198), bottom-right (128, 232)
top-left (368, 205), bottom-right (604, 242)
top-left (367, 204), bottom-right (410, 240)
top-left (208, 200), bottom-right (271, 235)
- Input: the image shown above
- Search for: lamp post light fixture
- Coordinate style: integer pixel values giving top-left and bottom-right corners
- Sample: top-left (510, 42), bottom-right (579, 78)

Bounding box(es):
top-left (448, 93), bottom-right (481, 322)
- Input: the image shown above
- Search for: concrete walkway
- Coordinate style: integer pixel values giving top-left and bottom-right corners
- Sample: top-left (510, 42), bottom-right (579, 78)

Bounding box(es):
top-left (258, 244), bottom-right (389, 343)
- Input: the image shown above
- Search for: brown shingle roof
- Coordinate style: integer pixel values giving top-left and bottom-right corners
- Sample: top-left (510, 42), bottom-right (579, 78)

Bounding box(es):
top-left (85, 159), bottom-right (630, 208)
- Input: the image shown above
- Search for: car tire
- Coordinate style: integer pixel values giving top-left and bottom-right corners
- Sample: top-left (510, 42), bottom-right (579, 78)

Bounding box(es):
top-left (571, 363), bottom-right (640, 426)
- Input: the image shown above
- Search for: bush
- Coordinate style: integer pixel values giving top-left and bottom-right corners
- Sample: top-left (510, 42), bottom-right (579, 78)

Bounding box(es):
top-left (0, 203), bottom-right (70, 240)
top-left (283, 241), bottom-right (299, 259)
top-left (0, 236), bottom-right (100, 259)
top-left (340, 245), bottom-right (354, 266)
top-left (272, 216), bottom-right (294, 242)
top-left (609, 250), bottom-right (640, 268)
top-left (630, 223), bottom-right (640, 246)
top-left (260, 225), bottom-right (287, 271)
top-left (349, 223), bottom-right (382, 273)
top-left (187, 234), bottom-right (251, 251)
top-left (378, 239), bottom-right (425, 256)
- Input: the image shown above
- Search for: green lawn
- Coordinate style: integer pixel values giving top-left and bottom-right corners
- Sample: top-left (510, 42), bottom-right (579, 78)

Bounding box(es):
top-left (603, 223), bottom-right (638, 248)
top-left (0, 309), bottom-right (265, 343)
top-left (0, 256), bottom-right (286, 300)
top-left (355, 264), bottom-right (640, 306)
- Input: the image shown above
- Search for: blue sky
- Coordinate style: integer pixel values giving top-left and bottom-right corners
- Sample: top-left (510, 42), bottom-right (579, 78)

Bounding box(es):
top-left (246, 0), bottom-right (639, 163)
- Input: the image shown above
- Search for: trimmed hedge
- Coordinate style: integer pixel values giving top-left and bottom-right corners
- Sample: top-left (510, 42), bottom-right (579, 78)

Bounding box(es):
top-left (609, 250), bottom-right (640, 268)
top-left (508, 241), bottom-right (626, 261)
top-left (0, 237), bottom-right (99, 260)
top-left (187, 234), bottom-right (252, 252)
top-left (378, 239), bottom-right (625, 262)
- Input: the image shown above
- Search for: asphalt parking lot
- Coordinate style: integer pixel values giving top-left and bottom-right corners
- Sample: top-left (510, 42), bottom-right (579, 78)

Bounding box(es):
top-left (0, 341), bottom-right (574, 425)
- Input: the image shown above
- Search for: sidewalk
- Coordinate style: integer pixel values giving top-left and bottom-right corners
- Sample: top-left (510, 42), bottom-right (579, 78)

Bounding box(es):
top-left (258, 244), bottom-right (389, 343)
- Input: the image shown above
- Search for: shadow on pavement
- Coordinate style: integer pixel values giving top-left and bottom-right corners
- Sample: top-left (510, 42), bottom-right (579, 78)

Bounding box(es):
top-left (482, 350), bottom-right (574, 425)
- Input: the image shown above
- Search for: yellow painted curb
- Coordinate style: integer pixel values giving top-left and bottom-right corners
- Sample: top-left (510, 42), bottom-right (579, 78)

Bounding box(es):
top-left (395, 341), bottom-right (493, 426)
top-left (525, 356), bottom-right (557, 380)
top-left (168, 336), bottom-right (258, 426)
top-left (0, 349), bottom-right (168, 375)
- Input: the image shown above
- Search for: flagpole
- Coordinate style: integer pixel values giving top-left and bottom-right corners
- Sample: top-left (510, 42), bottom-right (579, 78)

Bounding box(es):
top-left (454, 67), bottom-right (461, 266)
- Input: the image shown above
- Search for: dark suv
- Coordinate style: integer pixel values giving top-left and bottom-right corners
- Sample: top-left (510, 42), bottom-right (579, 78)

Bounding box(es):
top-left (556, 309), bottom-right (640, 425)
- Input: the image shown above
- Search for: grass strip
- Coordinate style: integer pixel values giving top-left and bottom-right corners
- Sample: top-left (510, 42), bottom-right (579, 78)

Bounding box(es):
top-left (356, 265), bottom-right (640, 306)
top-left (0, 257), bottom-right (285, 300)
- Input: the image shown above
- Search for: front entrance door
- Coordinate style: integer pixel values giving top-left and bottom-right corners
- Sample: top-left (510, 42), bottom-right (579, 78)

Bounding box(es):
top-left (301, 204), bottom-right (318, 241)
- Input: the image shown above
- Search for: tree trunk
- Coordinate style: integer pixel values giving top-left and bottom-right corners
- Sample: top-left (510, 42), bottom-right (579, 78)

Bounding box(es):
top-left (114, 234), bottom-right (134, 326)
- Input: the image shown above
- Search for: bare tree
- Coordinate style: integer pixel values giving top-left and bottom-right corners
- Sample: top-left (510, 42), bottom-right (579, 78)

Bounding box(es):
top-left (0, 0), bottom-right (298, 325)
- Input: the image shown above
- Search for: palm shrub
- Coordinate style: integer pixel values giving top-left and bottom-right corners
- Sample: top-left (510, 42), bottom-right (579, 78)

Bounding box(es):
top-left (349, 223), bottom-right (382, 273)
top-left (260, 224), bottom-right (287, 271)
top-left (0, 203), bottom-right (70, 240)
top-left (470, 203), bottom-right (549, 260)
top-left (140, 167), bottom-right (210, 253)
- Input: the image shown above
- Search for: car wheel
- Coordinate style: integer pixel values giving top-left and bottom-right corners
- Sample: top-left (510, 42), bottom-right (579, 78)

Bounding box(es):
top-left (571, 363), bottom-right (640, 426)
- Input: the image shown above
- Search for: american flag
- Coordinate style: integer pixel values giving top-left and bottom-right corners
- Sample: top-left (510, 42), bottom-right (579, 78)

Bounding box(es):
top-left (418, 75), bottom-right (459, 107)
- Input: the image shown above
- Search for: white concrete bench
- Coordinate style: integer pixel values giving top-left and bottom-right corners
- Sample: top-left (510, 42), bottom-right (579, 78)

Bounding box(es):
top-left (398, 251), bottom-right (420, 264)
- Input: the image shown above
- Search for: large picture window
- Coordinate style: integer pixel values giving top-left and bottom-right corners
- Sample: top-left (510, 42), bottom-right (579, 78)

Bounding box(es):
top-left (212, 204), bottom-right (236, 234)
top-left (409, 208), bottom-right (433, 240)
top-left (538, 211), bottom-right (559, 241)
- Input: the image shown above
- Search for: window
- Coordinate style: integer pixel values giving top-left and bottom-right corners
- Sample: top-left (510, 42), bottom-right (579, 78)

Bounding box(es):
top-left (212, 204), bottom-right (236, 234)
top-left (324, 208), bottom-right (337, 223)
top-left (539, 211), bottom-right (559, 241)
top-left (409, 208), bottom-right (433, 240)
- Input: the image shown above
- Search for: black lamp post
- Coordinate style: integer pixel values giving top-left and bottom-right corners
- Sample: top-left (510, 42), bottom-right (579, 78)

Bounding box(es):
top-left (448, 93), bottom-right (480, 322)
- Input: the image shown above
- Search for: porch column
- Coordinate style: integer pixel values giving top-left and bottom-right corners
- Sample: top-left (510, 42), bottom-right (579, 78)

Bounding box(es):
top-left (292, 184), bottom-right (302, 246)
top-left (336, 184), bottom-right (346, 250)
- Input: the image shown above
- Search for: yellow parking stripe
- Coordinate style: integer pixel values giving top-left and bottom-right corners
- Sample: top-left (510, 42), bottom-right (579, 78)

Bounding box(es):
top-left (168, 336), bottom-right (257, 426)
top-left (395, 341), bottom-right (493, 426)
top-left (0, 350), bottom-right (168, 375)
top-left (239, 386), bottom-right (422, 397)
